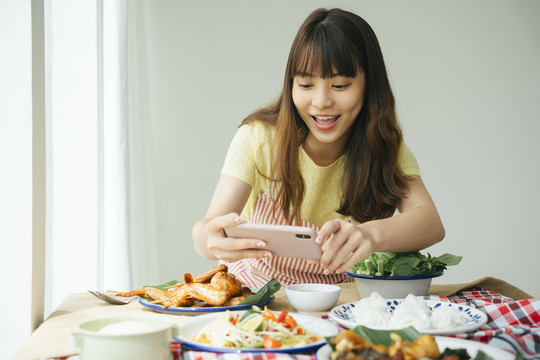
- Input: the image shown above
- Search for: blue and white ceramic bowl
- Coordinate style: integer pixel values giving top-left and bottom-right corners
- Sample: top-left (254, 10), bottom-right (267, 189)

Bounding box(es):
top-left (345, 271), bottom-right (443, 298)
top-left (330, 299), bottom-right (488, 335)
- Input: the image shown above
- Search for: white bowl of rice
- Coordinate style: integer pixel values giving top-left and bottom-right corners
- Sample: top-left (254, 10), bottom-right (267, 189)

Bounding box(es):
top-left (345, 271), bottom-right (443, 299)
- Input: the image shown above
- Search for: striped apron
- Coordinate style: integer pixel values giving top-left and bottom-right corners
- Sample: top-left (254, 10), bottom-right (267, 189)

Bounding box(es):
top-left (223, 193), bottom-right (351, 290)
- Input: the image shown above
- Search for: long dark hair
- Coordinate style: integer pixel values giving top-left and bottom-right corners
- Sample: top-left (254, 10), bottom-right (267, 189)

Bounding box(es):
top-left (243, 8), bottom-right (410, 224)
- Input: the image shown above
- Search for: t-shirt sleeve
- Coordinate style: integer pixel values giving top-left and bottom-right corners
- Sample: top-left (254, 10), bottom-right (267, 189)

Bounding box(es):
top-left (221, 124), bottom-right (257, 186)
top-left (399, 142), bottom-right (421, 176)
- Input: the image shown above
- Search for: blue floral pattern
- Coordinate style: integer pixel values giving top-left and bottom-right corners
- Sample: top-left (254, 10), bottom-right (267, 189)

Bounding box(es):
top-left (330, 299), bottom-right (488, 335)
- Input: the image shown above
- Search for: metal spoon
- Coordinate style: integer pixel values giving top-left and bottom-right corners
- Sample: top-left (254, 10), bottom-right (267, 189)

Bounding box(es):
top-left (87, 290), bottom-right (139, 305)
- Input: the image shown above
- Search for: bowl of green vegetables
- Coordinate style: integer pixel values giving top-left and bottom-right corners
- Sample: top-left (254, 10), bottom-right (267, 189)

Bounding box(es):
top-left (346, 251), bottom-right (462, 299)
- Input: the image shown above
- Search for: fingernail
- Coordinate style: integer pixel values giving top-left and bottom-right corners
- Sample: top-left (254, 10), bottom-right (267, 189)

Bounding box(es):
top-left (234, 217), bottom-right (243, 223)
top-left (256, 241), bottom-right (265, 248)
top-left (264, 252), bottom-right (272, 257)
top-left (336, 269), bottom-right (343, 274)
top-left (323, 269), bottom-right (330, 275)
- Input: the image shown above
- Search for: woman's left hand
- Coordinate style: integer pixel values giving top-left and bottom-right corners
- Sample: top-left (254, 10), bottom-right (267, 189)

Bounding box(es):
top-left (316, 219), bottom-right (374, 274)
top-left (315, 176), bottom-right (445, 274)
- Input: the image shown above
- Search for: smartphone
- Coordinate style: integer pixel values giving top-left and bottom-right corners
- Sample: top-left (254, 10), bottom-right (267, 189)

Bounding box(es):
top-left (225, 223), bottom-right (321, 260)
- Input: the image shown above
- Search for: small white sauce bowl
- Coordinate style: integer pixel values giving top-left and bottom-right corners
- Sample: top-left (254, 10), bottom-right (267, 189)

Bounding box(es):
top-left (71, 315), bottom-right (178, 360)
top-left (345, 271), bottom-right (444, 298)
top-left (285, 283), bottom-right (341, 313)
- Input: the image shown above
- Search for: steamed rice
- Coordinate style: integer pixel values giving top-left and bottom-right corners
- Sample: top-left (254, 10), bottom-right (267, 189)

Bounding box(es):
top-left (430, 304), bottom-right (471, 329)
top-left (387, 294), bottom-right (432, 329)
top-left (350, 292), bottom-right (390, 328)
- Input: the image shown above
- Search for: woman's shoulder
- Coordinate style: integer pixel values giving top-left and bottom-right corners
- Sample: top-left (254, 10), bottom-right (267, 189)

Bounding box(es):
top-left (240, 120), bottom-right (275, 132)
top-left (238, 120), bottom-right (276, 142)
top-left (399, 142), bottom-right (420, 176)
top-left (223, 120), bottom-right (275, 182)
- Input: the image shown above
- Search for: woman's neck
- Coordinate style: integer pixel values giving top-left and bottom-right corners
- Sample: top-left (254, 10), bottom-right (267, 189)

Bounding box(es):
top-left (302, 136), bottom-right (346, 166)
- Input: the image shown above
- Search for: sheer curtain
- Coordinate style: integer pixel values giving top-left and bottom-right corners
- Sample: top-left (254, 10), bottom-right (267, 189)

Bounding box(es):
top-left (44, 0), bottom-right (159, 316)
top-left (6, 1), bottom-right (159, 356)
top-left (123, 0), bottom-right (160, 288)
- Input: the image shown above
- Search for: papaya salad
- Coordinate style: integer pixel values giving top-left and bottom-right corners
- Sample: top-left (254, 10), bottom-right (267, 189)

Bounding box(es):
top-left (191, 306), bottom-right (321, 349)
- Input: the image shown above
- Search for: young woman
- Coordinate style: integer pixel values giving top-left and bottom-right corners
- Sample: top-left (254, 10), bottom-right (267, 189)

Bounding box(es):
top-left (193, 8), bottom-right (445, 289)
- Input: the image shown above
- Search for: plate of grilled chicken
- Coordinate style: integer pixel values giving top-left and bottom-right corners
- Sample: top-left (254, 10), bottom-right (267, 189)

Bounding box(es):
top-left (108, 264), bottom-right (275, 315)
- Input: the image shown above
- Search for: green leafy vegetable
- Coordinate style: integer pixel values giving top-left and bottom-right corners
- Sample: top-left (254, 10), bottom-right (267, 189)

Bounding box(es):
top-left (237, 278), bottom-right (281, 305)
top-left (325, 326), bottom-right (422, 351)
top-left (353, 325), bottom-right (421, 346)
top-left (136, 279), bottom-right (180, 301)
top-left (350, 251), bottom-right (462, 277)
top-left (143, 279), bottom-right (180, 290)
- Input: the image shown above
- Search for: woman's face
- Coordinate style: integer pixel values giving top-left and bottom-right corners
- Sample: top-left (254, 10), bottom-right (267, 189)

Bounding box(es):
top-left (292, 69), bottom-right (366, 159)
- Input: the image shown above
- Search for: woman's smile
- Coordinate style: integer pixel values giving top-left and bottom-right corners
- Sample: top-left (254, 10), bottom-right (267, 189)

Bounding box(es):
top-left (312, 115), bottom-right (340, 131)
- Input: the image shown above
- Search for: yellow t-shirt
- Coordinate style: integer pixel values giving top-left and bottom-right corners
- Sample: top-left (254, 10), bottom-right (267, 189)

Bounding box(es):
top-left (221, 121), bottom-right (420, 227)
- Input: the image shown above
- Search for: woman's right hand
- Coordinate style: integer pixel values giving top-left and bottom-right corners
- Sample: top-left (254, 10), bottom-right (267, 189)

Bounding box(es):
top-left (204, 213), bottom-right (271, 262)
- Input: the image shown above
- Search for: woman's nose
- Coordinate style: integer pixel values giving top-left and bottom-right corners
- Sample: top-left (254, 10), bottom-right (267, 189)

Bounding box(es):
top-left (311, 88), bottom-right (333, 109)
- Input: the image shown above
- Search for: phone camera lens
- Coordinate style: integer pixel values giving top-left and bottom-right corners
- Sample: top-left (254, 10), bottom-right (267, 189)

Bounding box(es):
top-left (296, 234), bottom-right (311, 239)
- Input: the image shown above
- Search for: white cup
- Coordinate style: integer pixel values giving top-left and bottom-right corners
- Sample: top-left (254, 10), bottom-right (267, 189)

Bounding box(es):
top-left (71, 316), bottom-right (178, 360)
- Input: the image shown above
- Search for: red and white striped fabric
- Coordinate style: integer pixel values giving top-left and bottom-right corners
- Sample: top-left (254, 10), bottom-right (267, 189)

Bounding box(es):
top-left (180, 349), bottom-right (313, 360)
top-left (223, 193), bottom-right (350, 289)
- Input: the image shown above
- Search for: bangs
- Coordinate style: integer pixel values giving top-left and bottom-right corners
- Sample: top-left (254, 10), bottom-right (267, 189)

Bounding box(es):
top-left (291, 23), bottom-right (363, 78)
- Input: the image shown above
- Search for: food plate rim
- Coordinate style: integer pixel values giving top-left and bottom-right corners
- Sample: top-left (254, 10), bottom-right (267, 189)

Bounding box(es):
top-left (138, 295), bottom-right (275, 315)
top-left (173, 310), bottom-right (339, 353)
top-left (329, 299), bottom-right (488, 335)
top-left (344, 270), bottom-right (444, 280)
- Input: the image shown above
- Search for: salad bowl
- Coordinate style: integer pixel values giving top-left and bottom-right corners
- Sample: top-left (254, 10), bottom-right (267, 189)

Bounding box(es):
top-left (345, 271), bottom-right (443, 298)
top-left (347, 251), bottom-right (461, 298)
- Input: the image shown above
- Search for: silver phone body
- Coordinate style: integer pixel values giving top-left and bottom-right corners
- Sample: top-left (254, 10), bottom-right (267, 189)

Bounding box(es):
top-left (225, 223), bottom-right (322, 260)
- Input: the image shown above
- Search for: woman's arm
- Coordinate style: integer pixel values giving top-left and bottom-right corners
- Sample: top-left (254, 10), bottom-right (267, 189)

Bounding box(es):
top-left (317, 175), bottom-right (445, 273)
top-left (192, 174), bottom-right (272, 261)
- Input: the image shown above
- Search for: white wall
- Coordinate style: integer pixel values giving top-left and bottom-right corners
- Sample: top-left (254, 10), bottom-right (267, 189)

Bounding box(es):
top-left (142, 0), bottom-right (540, 297)
top-left (0, 1), bottom-right (33, 358)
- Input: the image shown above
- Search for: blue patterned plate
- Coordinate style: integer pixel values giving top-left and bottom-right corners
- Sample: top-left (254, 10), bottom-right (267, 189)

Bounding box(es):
top-left (329, 299), bottom-right (487, 335)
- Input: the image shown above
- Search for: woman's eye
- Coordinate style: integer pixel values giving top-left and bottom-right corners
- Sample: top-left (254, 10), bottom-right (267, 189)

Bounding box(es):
top-left (297, 83), bottom-right (312, 89)
top-left (333, 84), bottom-right (351, 90)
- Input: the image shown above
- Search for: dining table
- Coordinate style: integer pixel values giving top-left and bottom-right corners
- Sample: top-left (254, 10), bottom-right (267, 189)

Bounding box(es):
top-left (14, 276), bottom-right (540, 360)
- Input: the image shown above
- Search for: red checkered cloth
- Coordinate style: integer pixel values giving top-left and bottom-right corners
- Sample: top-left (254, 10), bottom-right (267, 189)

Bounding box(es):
top-left (428, 288), bottom-right (540, 359)
top-left (177, 288), bottom-right (540, 360)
